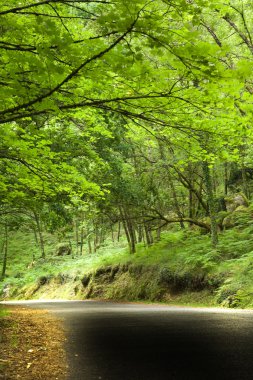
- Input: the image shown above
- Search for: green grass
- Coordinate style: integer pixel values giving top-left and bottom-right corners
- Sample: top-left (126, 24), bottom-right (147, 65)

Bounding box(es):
top-left (0, 307), bottom-right (8, 318)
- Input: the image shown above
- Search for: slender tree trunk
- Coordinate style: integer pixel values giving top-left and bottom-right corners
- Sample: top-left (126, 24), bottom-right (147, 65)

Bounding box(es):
top-left (188, 164), bottom-right (196, 222)
top-left (88, 235), bottom-right (92, 254)
top-left (241, 165), bottom-right (250, 198)
top-left (117, 221), bottom-right (121, 242)
top-left (189, 189), bottom-right (194, 219)
top-left (0, 235), bottom-right (4, 281)
top-left (203, 162), bottom-right (218, 247)
top-left (156, 225), bottom-right (162, 241)
top-left (99, 228), bottom-right (105, 246)
top-left (32, 226), bottom-right (38, 261)
top-left (111, 225), bottom-right (115, 243)
top-left (138, 225), bottom-right (143, 243)
top-left (224, 162), bottom-right (228, 196)
top-left (1, 224), bottom-right (8, 279)
top-left (94, 225), bottom-right (98, 253)
top-left (168, 172), bottom-right (185, 229)
top-left (127, 221), bottom-right (136, 253)
top-left (195, 177), bottom-right (205, 217)
top-left (119, 207), bottom-right (136, 253)
top-left (239, 144), bottom-right (250, 198)
top-left (80, 227), bottom-right (84, 255)
top-left (94, 238), bottom-right (97, 253)
top-left (68, 238), bottom-right (73, 258)
top-left (144, 225), bottom-right (153, 246)
top-left (34, 212), bottom-right (45, 259)
top-left (158, 141), bottom-right (185, 228)
top-left (176, 167), bottom-right (208, 214)
top-left (74, 218), bottom-right (79, 256)
top-left (33, 227), bottom-right (39, 246)
top-left (156, 228), bottom-right (161, 242)
top-left (125, 209), bottom-right (136, 253)
top-left (119, 207), bottom-right (130, 244)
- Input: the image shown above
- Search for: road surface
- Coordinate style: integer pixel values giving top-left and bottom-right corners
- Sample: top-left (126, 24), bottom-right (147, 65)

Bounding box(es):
top-left (2, 300), bottom-right (253, 379)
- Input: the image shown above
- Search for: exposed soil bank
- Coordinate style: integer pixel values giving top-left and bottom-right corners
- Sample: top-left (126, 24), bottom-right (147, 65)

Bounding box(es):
top-left (1, 263), bottom-right (221, 307)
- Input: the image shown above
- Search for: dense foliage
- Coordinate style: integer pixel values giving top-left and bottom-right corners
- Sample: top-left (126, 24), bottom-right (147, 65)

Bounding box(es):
top-left (1, 0), bottom-right (253, 279)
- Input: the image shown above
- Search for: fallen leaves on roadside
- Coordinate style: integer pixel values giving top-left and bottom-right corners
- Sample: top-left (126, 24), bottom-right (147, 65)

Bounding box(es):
top-left (0, 307), bottom-right (68, 380)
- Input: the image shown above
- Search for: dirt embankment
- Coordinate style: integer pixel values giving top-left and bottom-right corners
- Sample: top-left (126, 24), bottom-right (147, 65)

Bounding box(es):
top-left (1, 263), bottom-right (221, 306)
top-left (77, 264), bottom-right (219, 303)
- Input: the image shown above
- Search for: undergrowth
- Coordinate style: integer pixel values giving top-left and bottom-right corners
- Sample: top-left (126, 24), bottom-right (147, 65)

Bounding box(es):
top-left (1, 223), bottom-right (253, 308)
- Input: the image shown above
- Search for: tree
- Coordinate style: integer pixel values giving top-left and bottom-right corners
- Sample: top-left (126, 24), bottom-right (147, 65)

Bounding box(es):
top-left (1, 0), bottom-right (253, 254)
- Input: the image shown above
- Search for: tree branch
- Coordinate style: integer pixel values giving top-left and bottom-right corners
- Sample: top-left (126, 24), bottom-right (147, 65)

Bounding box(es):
top-left (0, 0), bottom-right (110, 16)
top-left (201, 22), bottom-right (222, 47)
top-left (222, 14), bottom-right (253, 54)
top-left (0, 17), bottom-right (138, 120)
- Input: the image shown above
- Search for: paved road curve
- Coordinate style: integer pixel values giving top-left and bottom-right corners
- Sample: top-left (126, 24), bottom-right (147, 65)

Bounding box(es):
top-left (3, 301), bottom-right (253, 379)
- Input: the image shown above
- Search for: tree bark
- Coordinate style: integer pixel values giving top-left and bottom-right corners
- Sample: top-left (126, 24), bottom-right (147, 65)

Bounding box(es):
top-left (80, 227), bottom-right (84, 255)
top-left (168, 171), bottom-right (185, 229)
top-left (34, 212), bottom-right (45, 259)
top-left (156, 222), bottom-right (163, 241)
top-left (174, 166), bottom-right (208, 213)
top-left (94, 225), bottom-right (99, 253)
top-left (117, 221), bottom-right (121, 242)
top-left (202, 162), bottom-right (218, 247)
top-left (1, 224), bottom-right (8, 279)
top-left (144, 225), bottom-right (153, 246)
top-left (111, 225), bottom-right (115, 243)
top-left (119, 207), bottom-right (136, 253)
top-left (74, 218), bottom-right (79, 256)
top-left (224, 162), bottom-right (228, 195)
top-left (138, 225), bottom-right (143, 243)
top-left (241, 165), bottom-right (250, 198)
top-left (88, 235), bottom-right (92, 254)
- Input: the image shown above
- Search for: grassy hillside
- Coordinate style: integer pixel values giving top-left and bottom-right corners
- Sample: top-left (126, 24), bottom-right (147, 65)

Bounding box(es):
top-left (1, 214), bottom-right (253, 308)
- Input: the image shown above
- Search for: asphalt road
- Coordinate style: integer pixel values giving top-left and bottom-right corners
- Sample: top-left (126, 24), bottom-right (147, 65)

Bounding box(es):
top-left (3, 300), bottom-right (253, 380)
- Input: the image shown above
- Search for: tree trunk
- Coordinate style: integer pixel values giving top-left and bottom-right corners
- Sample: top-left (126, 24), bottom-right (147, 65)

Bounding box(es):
top-left (99, 227), bottom-right (105, 246)
top-left (189, 188), bottom-right (194, 219)
top-left (224, 162), bottom-right (228, 196)
top-left (119, 207), bottom-right (136, 253)
top-left (80, 227), bottom-right (84, 255)
top-left (188, 164), bottom-right (195, 221)
top-left (1, 224), bottom-right (8, 279)
top-left (241, 165), bottom-right (250, 199)
top-left (127, 221), bottom-right (136, 253)
top-left (117, 221), bottom-right (121, 242)
top-left (168, 171), bottom-right (185, 229)
top-left (32, 226), bottom-right (38, 261)
top-left (33, 227), bottom-right (39, 246)
top-left (156, 225), bottom-right (162, 241)
top-left (144, 225), bottom-right (153, 246)
top-left (34, 212), bottom-right (45, 259)
top-left (137, 225), bottom-right (143, 243)
top-left (203, 162), bottom-right (218, 247)
top-left (74, 218), bottom-right (79, 256)
top-left (68, 238), bottom-right (73, 258)
top-left (88, 235), bottom-right (92, 254)
top-left (175, 167), bottom-right (208, 214)
top-left (240, 144), bottom-right (250, 198)
top-left (94, 225), bottom-right (98, 253)
top-left (111, 225), bottom-right (115, 243)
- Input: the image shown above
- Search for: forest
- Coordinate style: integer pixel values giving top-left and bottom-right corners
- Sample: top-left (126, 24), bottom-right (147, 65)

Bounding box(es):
top-left (1, 0), bottom-right (253, 307)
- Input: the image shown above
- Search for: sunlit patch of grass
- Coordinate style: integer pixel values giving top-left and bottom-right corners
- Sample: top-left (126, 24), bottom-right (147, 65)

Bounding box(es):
top-left (0, 306), bottom-right (8, 318)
